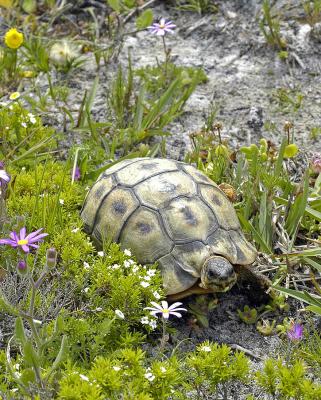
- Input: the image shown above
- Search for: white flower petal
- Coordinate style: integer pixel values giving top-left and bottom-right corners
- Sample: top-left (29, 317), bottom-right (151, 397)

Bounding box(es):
top-left (161, 300), bottom-right (169, 309)
top-left (168, 302), bottom-right (183, 310)
top-left (150, 301), bottom-right (163, 310)
top-left (168, 311), bottom-right (182, 318)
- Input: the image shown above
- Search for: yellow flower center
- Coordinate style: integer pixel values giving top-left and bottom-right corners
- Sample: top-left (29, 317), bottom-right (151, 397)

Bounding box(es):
top-left (159, 23), bottom-right (165, 29)
top-left (162, 309), bottom-right (169, 313)
top-left (9, 91), bottom-right (20, 100)
top-left (4, 28), bottom-right (24, 49)
top-left (18, 239), bottom-right (28, 245)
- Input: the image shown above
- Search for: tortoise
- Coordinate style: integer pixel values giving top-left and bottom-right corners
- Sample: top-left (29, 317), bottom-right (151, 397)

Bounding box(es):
top-left (81, 158), bottom-right (264, 299)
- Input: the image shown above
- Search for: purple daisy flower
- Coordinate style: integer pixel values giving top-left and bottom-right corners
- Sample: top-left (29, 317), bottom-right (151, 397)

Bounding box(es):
top-left (148, 18), bottom-right (176, 36)
top-left (0, 168), bottom-right (10, 186)
top-left (287, 323), bottom-right (303, 341)
top-left (0, 227), bottom-right (48, 253)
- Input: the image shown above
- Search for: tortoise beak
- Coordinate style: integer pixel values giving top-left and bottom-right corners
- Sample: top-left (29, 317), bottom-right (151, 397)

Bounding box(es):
top-left (213, 276), bottom-right (237, 292)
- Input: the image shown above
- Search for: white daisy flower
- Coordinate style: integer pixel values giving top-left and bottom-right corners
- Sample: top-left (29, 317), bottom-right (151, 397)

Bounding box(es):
top-left (115, 309), bottom-right (125, 320)
top-left (149, 319), bottom-right (157, 330)
top-left (199, 345), bottom-right (211, 352)
top-left (144, 301), bottom-right (187, 319)
top-left (83, 261), bottom-right (90, 269)
top-left (144, 372), bottom-right (155, 382)
top-left (153, 291), bottom-right (161, 300)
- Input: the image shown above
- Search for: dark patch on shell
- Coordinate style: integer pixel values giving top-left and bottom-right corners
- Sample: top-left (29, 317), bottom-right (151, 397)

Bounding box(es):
top-left (136, 222), bottom-right (152, 234)
top-left (94, 186), bottom-right (107, 200)
top-left (212, 193), bottom-right (222, 206)
top-left (181, 206), bottom-right (198, 226)
top-left (140, 162), bottom-right (158, 170)
top-left (112, 200), bottom-right (126, 215)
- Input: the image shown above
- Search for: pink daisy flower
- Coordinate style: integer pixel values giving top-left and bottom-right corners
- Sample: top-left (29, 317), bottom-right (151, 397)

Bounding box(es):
top-left (0, 168), bottom-right (10, 186)
top-left (148, 18), bottom-right (176, 36)
top-left (0, 227), bottom-right (48, 253)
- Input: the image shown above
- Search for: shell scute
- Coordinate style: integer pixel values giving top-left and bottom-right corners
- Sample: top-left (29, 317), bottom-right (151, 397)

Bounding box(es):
top-left (199, 184), bottom-right (240, 230)
top-left (119, 207), bottom-right (173, 264)
top-left (158, 253), bottom-right (198, 295)
top-left (81, 175), bottom-right (114, 233)
top-left (116, 158), bottom-right (178, 186)
top-left (135, 170), bottom-right (197, 209)
top-left (92, 187), bottom-right (139, 244)
top-left (171, 241), bottom-right (210, 276)
top-left (161, 196), bottom-right (218, 242)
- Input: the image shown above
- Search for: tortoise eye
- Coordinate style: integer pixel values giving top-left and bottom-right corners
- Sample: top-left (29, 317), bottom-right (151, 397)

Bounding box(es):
top-left (207, 270), bottom-right (216, 279)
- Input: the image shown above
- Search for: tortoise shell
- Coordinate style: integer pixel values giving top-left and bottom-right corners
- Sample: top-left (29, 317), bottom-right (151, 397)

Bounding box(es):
top-left (81, 158), bottom-right (257, 295)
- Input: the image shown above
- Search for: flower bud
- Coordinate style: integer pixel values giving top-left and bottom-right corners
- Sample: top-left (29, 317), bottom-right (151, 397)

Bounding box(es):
top-left (17, 260), bottom-right (27, 276)
top-left (283, 121), bottom-right (293, 132)
top-left (284, 143), bottom-right (299, 159)
top-left (311, 154), bottom-right (321, 174)
top-left (46, 248), bottom-right (57, 268)
top-left (215, 144), bottom-right (229, 157)
top-left (115, 309), bottom-right (125, 320)
top-left (218, 183), bottom-right (237, 202)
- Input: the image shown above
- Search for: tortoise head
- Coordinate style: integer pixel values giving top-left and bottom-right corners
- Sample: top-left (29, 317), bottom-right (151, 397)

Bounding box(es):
top-left (200, 256), bottom-right (237, 292)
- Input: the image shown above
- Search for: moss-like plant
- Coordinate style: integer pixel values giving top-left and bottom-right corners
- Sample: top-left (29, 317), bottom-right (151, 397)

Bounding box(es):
top-left (256, 358), bottom-right (321, 399)
top-left (0, 102), bottom-right (58, 165)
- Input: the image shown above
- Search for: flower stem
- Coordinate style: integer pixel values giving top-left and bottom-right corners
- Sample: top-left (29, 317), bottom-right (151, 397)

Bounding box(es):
top-left (28, 279), bottom-right (42, 350)
top-left (159, 317), bottom-right (169, 354)
top-left (162, 36), bottom-right (168, 79)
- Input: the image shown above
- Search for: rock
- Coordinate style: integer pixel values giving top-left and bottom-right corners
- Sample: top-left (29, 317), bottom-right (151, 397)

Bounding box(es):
top-left (311, 22), bottom-right (321, 42)
top-left (247, 106), bottom-right (264, 135)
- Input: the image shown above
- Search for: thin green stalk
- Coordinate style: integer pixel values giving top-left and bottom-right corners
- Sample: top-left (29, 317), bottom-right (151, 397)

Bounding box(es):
top-left (162, 36), bottom-right (168, 78)
top-left (28, 280), bottom-right (42, 350)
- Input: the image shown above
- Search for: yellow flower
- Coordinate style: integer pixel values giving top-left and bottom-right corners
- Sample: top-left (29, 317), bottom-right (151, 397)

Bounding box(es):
top-left (0, 0), bottom-right (13, 8)
top-left (20, 70), bottom-right (35, 78)
top-left (4, 28), bottom-right (24, 49)
top-left (9, 92), bottom-right (20, 100)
